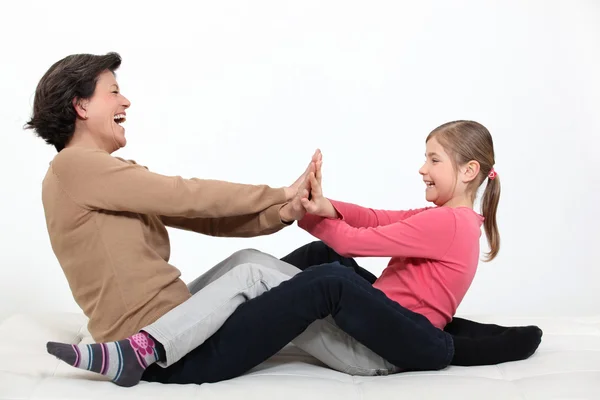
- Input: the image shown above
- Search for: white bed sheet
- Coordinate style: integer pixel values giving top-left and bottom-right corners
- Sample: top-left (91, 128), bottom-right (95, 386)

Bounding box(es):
top-left (1, 312), bottom-right (599, 400)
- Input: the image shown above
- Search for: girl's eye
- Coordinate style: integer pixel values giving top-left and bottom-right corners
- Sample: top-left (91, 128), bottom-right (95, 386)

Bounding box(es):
top-left (112, 91), bottom-right (119, 94)
top-left (432, 159), bottom-right (439, 163)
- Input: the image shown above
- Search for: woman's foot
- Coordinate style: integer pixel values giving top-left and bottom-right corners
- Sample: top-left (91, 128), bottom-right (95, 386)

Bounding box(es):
top-left (46, 331), bottom-right (163, 387)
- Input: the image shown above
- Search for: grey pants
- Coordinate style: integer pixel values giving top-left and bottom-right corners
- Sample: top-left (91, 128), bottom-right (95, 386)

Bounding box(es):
top-left (144, 249), bottom-right (399, 376)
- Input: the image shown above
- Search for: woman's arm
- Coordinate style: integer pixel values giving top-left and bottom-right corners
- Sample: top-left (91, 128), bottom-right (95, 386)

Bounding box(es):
top-left (158, 151), bottom-right (320, 236)
top-left (160, 203), bottom-right (291, 237)
top-left (52, 147), bottom-right (289, 218)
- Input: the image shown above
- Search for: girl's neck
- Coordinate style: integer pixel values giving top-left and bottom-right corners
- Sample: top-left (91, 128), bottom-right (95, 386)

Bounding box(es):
top-left (442, 195), bottom-right (474, 209)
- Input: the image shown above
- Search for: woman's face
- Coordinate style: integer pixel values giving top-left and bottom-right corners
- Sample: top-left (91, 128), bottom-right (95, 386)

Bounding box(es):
top-left (76, 70), bottom-right (131, 152)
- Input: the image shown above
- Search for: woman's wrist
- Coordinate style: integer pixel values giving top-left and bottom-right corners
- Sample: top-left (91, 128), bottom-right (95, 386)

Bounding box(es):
top-left (279, 202), bottom-right (302, 224)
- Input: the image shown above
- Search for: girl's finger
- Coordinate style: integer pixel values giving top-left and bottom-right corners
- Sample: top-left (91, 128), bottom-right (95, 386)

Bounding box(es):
top-left (310, 173), bottom-right (321, 195)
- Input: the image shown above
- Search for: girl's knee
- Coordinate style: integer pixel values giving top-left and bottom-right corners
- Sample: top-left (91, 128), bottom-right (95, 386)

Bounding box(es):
top-left (307, 240), bottom-right (332, 253)
top-left (304, 263), bottom-right (357, 282)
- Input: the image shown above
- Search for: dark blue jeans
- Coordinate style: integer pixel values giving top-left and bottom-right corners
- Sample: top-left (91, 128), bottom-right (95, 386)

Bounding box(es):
top-left (141, 246), bottom-right (454, 385)
top-left (280, 241), bottom-right (514, 338)
top-left (281, 239), bottom-right (378, 283)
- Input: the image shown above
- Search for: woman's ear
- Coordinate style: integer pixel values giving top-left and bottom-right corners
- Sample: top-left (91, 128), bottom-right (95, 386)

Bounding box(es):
top-left (72, 97), bottom-right (88, 119)
top-left (462, 160), bottom-right (481, 183)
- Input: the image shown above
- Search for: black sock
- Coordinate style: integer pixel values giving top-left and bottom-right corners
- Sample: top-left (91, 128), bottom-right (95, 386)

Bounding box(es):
top-left (444, 317), bottom-right (511, 338)
top-left (152, 338), bottom-right (166, 362)
top-left (450, 326), bottom-right (543, 366)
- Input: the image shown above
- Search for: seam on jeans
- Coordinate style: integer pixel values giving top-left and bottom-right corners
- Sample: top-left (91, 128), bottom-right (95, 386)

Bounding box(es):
top-left (161, 276), bottom-right (272, 348)
top-left (444, 330), bottom-right (454, 368)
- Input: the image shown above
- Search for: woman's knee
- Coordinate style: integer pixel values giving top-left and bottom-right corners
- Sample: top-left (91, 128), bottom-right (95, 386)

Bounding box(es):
top-left (231, 262), bottom-right (289, 289)
top-left (228, 248), bottom-right (262, 264)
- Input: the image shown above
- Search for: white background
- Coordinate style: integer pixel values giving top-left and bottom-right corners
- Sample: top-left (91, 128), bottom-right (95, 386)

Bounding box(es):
top-left (0, 0), bottom-right (598, 321)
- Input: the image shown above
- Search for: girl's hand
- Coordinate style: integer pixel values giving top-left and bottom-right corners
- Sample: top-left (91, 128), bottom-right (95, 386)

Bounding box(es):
top-left (285, 149), bottom-right (322, 201)
top-left (280, 159), bottom-right (317, 223)
top-left (301, 160), bottom-right (338, 219)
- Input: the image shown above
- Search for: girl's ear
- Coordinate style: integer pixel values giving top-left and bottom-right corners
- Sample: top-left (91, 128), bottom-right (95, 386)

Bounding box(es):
top-left (462, 160), bottom-right (480, 183)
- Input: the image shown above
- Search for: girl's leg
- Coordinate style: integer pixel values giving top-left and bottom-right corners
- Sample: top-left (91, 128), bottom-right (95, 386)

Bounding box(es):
top-left (281, 240), bottom-right (377, 283)
top-left (236, 249), bottom-right (406, 375)
top-left (283, 241), bottom-right (543, 343)
top-left (154, 249), bottom-right (402, 377)
top-left (142, 263), bottom-right (454, 385)
top-left (188, 247), bottom-right (404, 376)
top-left (47, 248), bottom-right (394, 386)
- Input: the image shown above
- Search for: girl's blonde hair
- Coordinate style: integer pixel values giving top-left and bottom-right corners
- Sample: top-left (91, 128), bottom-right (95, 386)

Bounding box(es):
top-left (427, 120), bottom-right (500, 261)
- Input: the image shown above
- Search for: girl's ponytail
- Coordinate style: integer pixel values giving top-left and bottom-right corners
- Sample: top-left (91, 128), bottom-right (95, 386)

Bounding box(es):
top-left (481, 172), bottom-right (500, 261)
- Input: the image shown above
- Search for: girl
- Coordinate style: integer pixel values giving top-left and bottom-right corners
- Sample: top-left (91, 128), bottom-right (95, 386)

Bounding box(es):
top-left (48, 118), bottom-right (542, 386)
top-left (299, 119), bottom-right (500, 332)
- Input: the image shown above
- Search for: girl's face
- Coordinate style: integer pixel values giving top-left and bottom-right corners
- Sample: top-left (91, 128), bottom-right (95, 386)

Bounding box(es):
top-left (419, 137), bottom-right (481, 207)
top-left (419, 137), bottom-right (459, 206)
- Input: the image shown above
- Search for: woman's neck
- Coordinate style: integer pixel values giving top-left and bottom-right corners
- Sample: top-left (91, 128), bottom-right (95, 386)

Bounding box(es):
top-left (65, 129), bottom-right (112, 153)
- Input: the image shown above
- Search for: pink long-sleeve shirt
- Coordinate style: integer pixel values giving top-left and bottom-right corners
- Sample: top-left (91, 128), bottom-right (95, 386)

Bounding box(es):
top-left (298, 199), bottom-right (485, 329)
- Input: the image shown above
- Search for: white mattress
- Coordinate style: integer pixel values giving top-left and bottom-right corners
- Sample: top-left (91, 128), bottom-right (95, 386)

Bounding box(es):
top-left (1, 312), bottom-right (599, 400)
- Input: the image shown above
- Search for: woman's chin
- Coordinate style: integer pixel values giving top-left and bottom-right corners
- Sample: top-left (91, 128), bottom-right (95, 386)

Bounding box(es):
top-left (114, 132), bottom-right (127, 148)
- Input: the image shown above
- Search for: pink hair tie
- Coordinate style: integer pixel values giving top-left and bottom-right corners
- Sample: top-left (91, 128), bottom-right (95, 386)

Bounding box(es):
top-left (488, 168), bottom-right (497, 180)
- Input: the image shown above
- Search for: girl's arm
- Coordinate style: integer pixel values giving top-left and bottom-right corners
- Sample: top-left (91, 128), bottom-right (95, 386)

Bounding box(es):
top-left (327, 199), bottom-right (431, 228)
top-left (299, 207), bottom-right (456, 259)
top-left (298, 163), bottom-right (452, 259)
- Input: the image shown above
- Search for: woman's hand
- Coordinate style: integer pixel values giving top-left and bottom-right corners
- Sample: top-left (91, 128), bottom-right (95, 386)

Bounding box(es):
top-left (301, 160), bottom-right (338, 219)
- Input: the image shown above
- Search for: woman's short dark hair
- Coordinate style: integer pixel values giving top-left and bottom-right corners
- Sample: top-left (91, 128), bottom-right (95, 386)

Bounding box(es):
top-left (25, 52), bottom-right (122, 152)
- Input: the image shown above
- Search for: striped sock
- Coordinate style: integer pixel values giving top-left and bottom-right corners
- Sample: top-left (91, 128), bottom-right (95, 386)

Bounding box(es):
top-left (46, 331), bottom-right (161, 387)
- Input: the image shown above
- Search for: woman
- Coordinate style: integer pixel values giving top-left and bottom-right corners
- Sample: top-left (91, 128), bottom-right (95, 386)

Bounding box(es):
top-left (29, 52), bottom-right (541, 387)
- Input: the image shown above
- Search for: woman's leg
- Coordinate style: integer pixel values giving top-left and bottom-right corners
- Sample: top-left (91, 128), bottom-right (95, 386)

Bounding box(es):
top-left (47, 247), bottom-right (398, 386)
top-left (143, 258), bottom-right (294, 367)
top-left (47, 250), bottom-right (297, 387)
top-left (235, 248), bottom-right (405, 375)
top-left (142, 263), bottom-right (453, 385)
top-left (186, 248), bottom-right (301, 295)
top-left (183, 247), bottom-right (403, 376)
